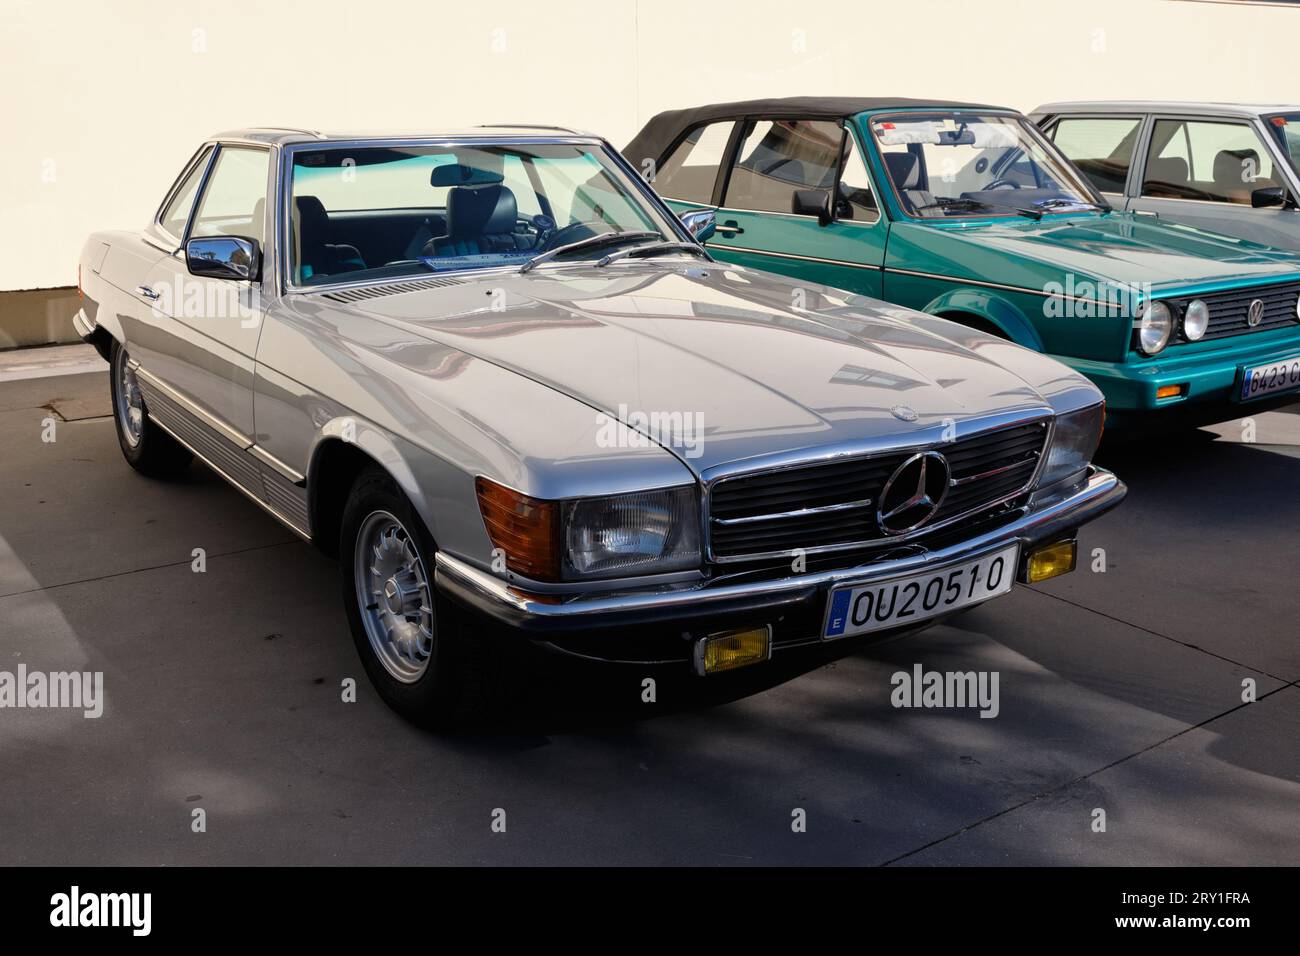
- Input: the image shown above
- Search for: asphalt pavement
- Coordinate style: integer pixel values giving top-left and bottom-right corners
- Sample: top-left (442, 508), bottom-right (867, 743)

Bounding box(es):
top-left (1, 350), bottom-right (1297, 865)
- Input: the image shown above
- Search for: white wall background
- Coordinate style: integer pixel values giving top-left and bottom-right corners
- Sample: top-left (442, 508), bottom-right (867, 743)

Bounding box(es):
top-left (3, 0), bottom-right (1299, 290)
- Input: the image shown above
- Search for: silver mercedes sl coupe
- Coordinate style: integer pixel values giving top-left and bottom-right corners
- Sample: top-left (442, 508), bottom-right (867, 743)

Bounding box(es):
top-left (74, 126), bottom-right (1126, 726)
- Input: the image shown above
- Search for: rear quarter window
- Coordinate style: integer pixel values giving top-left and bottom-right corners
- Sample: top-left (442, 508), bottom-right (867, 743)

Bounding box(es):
top-left (651, 121), bottom-right (734, 204)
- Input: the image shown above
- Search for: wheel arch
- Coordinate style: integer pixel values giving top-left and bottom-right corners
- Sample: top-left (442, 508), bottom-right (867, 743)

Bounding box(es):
top-left (924, 288), bottom-right (1045, 351)
top-left (306, 419), bottom-right (438, 559)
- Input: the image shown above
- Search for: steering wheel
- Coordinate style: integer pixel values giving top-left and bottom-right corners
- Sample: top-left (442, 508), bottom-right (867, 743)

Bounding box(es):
top-left (983, 178), bottom-right (1022, 191)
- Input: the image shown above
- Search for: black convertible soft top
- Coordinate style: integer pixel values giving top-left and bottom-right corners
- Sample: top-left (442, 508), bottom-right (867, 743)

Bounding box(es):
top-left (623, 96), bottom-right (1008, 166)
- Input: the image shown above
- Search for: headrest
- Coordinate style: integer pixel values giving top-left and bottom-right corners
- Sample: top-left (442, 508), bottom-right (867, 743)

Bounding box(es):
top-left (1213, 148), bottom-right (1258, 189)
top-left (431, 163), bottom-right (505, 188)
top-left (1146, 156), bottom-right (1188, 186)
top-left (446, 184), bottom-right (517, 238)
top-left (294, 195), bottom-right (328, 233)
top-left (884, 152), bottom-right (921, 190)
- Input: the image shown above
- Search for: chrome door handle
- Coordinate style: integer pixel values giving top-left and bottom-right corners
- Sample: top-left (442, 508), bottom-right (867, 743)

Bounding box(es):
top-left (715, 223), bottom-right (744, 235)
top-left (136, 285), bottom-right (161, 300)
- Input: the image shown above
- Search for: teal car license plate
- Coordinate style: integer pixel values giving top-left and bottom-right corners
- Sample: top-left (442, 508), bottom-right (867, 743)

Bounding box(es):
top-left (822, 544), bottom-right (1019, 640)
top-left (1240, 357), bottom-right (1300, 401)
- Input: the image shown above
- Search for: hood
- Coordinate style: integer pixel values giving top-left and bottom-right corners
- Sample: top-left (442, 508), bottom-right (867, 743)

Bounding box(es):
top-left (889, 211), bottom-right (1300, 298)
top-left (316, 263), bottom-right (1091, 474)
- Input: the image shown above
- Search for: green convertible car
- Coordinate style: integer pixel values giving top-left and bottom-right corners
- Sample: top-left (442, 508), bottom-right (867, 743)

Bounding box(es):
top-left (625, 97), bottom-right (1300, 427)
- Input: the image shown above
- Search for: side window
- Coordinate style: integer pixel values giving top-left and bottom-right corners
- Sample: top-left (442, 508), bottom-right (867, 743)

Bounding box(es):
top-left (190, 147), bottom-right (271, 243)
top-left (1050, 117), bottom-right (1141, 194)
top-left (835, 133), bottom-right (878, 221)
top-left (651, 121), bottom-right (734, 204)
top-left (1143, 119), bottom-right (1276, 203)
top-left (158, 148), bottom-right (213, 239)
top-left (724, 119), bottom-right (844, 214)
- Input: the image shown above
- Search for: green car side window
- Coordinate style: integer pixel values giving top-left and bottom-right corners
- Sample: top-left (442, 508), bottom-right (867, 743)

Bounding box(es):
top-left (652, 121), bottom-right (734, 204)
top-left (725, 119), bottom-right (844, 215)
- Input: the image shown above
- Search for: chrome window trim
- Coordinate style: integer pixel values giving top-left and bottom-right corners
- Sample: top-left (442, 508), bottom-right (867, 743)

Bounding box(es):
top-left (277, 135), bottom-right (692, 295)
top-left (185, 142), bottom-right (274, 246)
top-left (151, 143), bottom-right (217, 250)
top-left (701, 410), bottom-right (1054, 564)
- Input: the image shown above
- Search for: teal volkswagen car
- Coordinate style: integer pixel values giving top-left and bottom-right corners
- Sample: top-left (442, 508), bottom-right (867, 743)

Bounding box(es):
top-left (626, 97), bottom-right (1300, 426)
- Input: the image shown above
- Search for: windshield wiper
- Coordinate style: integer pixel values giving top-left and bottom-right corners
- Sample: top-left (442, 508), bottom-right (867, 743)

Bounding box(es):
top-left (595, 241), bottom-right (713, 267)
top-left (915, 196), bottom-right (1042, 220)
top-left (1035, 197), bottom-right (1111, 214)
top-left (520, 230), bottom-right (662, 273)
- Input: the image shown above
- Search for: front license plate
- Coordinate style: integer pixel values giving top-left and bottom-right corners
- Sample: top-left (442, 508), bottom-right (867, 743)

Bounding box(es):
top-left (1240, 357), bottom-right (1300, 401)
top-left (822, 544), bottom-right (1019, 640)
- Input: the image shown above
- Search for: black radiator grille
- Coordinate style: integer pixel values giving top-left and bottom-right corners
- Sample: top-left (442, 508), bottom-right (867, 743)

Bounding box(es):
top-left (708, 419), bottom-right (1049, 561)
top-left (1170, 282), bottom-right (1300, 342)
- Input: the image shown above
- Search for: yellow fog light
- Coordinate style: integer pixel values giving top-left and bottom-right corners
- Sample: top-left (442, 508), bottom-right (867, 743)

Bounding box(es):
top-left (1025, 540), bottom-right (1077, 584)
top-left (693, 625), bottom-right (772, 676)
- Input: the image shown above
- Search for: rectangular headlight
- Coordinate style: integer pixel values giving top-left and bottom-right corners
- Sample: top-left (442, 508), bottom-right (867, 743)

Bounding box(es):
top-left (1038, 402), bottom-right (1105, 489)
top-left (563, 486), bottom-right (700, 579)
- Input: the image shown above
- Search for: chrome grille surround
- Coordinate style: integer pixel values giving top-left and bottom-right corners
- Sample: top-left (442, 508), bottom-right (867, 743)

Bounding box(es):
top-left (704, 415), bottom-right (1053, 563)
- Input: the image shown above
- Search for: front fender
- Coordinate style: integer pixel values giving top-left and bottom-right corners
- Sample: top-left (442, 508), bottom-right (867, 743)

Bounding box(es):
top-left (306, 416), bottom-right (478, 557)
top-left (923, 288), bottom-right (1046, 352)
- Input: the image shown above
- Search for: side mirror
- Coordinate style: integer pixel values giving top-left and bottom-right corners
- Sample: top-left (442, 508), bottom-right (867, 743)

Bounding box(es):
top-left (792, 188), bottom-right (833, 226)
top-left (678, 208), bottom-right (716, 243)
top-left (1251, 186), bottom-right (1287, 209)
top-left (186, 236), bottom-right (261, 281)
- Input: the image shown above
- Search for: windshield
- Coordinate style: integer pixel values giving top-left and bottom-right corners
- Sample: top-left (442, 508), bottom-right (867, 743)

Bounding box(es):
top-left (1265, 114), bottom-right (1300, 177)
top-left (287, 142), bottom-right (674, 286)
top-left (867, 112), bottom-right (1100, 219)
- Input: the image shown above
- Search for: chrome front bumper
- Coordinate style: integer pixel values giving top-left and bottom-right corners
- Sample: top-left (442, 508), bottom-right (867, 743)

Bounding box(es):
top-left (434, 465), bottom-right (1126, 633)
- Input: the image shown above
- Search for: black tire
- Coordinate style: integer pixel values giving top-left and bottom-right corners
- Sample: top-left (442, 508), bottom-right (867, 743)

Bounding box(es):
top-left (339, 466), bottom-right (518, 729)
top-left (109, 339), bottom-right (193, 478)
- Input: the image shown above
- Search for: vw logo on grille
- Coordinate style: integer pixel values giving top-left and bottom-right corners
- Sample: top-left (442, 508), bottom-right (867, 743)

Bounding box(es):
top-left (877, 451), bottom-right (951, 535)
top-left (1248, 299), bottom-right (1265, 327)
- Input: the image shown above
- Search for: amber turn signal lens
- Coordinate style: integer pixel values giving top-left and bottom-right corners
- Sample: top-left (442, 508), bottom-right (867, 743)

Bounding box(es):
top-left (693, 626), bottom-right (772, 676)
top-left (475, 477), bottom-right (560, 581)
top-left (1156, 384), bottom-right (1185, 400)
top-left (1025, 540), bottom-right (1077, 584)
